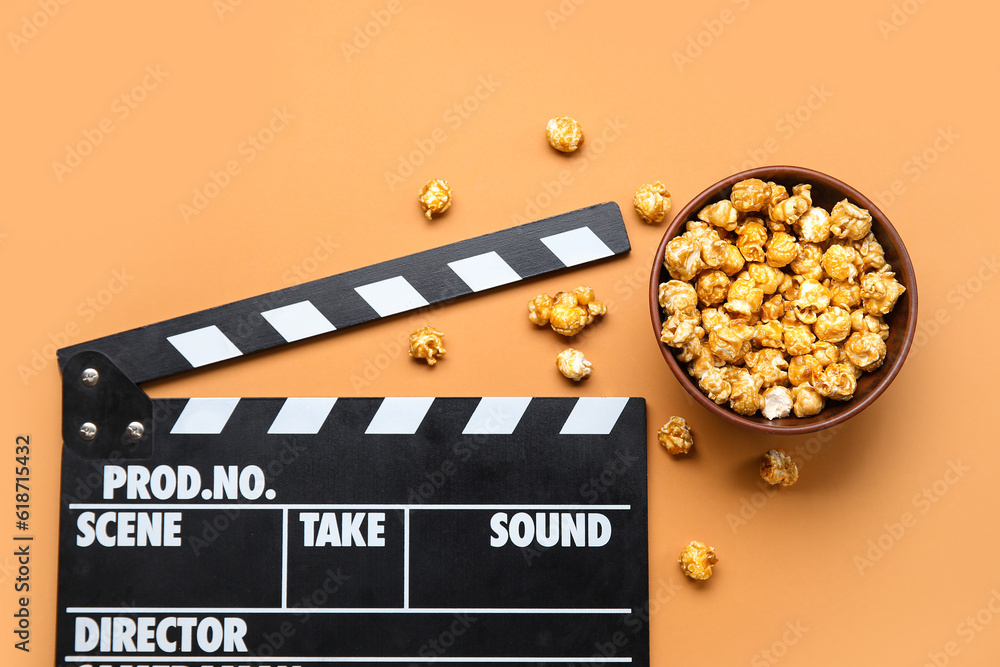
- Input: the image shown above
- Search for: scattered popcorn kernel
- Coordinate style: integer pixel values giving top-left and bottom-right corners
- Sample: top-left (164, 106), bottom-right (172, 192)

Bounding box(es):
top-left (698, 367), bottom-right (732, 404)
top-left (530, 287), bottom-right (606, 336)
top-left (795, 207), bottom-right (831, 244)
top-left (829, 199), bottom-right (873, 240)
top-left (843, 331), bottom-right (887, 372)
top-left (698, 200), bottom-right (739, 231)
top-left (748, 262), bottom-right (784, 295)
top-left (730, 178), bottom-right (771, 213)
top-left (736, 220), bottom-right (768, 262)
top-left (556, 348), bottom-right (591, 381)
top-left (696, 271), bottom-right (731, 307)
top-left (760, 449), bottom-right (799, 484)
top-left (745, 348), bottom-right (788, 388)
top-left (409, 326), bottom-right (446, 365)
top-left (811, 341), bottom-right (840, 366)
top-left (822, 244), bottom-right (861, 282)
top-left (546, 116), bottom-right (584, 153)
top-left (784, 324), bottom-right (817, 357)
top-left (814, 362), bottom-right (857, 401)
top-left (658, 416), bottom-right (694, 454)
top-left (633, 182), bottom-right (672, 224)
top-left (861, 267), bottom-right (906, 316)
top-left (728, 367), bottom-right (763, 416)
top-left (418, 179), bottom-right (453, 220)
top-left (724, 275), bottom-right (764, 317)
top-left (770, 194), bottom-right (810, 226)
top-left (813, 305), bottom-right (852, 343)
top-left (792, 383), bottom-right (825, 418)
top-left (793, 279), bottom-right (831, 324)
top-left (678, 541), bottom-right (718, 581)
top-left (528, 293), bottom-right (555, 326)
top-left (719, 242), bottom-right (746, 276)
top-left (753, 320), bottom-right (785, 349)
top-left (787, 354), bottom-right (823, 386)
top-left (854, 232), bottom-right (887, 271)
top-left (761, 387), bottom-right (794, 420)
top-left (766, 232), bottom-right (801, 268)
top-left (829, 279), bottom-right (862, 310)
top-left (659, 280), bottom-right (699, 315)
top-left (761, 294), bottom-right (786, 321)
top-left (664, 235), bottom-right (705, 281)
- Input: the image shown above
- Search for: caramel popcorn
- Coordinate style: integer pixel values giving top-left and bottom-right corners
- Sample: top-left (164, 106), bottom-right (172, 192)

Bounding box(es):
top-left (861, 267), bottom-right (906, 316)
top-left (730, 178), bottom-right (771, 213)
top-left (829, 199), bottom-right (872, 241)
top-left (546, 116), bottom-right (584, 153)
top-left (761, 387), bottom-right (794, 420)
top-left (760, 449), bottom-right (799, 485)
top-left (698, 200), bottom-right (739, 232)
top-left (530, 287), bottom-right (606, 336)
top-left (814, 363), bottom-right (857, 401)
top-left (658, 416), bottom-right (694, 454)
top-left (678, 541), bottom-right (717, 581)
top-left (659, 280), bottom-right (699, 315)
top-left (659, 181), bottom-right (904, 420)
top-left (409, 326), bottom-right (446, 365)
top-left (634, 182), bottom-right (672, 224)
top-left (418, 179), bottom-right (452, 220)
top-left (556, 348), bottom-right (591, 381)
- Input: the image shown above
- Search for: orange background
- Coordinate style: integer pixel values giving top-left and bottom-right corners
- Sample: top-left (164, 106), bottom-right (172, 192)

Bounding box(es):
top-left (3, 1), bottom-right (999, 665)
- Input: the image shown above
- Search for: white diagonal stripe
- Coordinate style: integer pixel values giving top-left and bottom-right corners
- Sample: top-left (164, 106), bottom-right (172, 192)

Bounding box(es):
top-left (268, 397), bottom-right (337, 435)
top-left (166, 325), bottom-right (242, 368)
top-left (540, 227), bottom-right (615, 267)
top-left (559, 398), bottom-right (630, 435)
top-left (354, 276), bottom-right (430, 318)
top-left (463, 397), bottom-right (532, 434)
top-left (261, 301), bottom-right (336, 343)
top-left (447, 252), bottom-right (522, 292)
top-left (365, 397), bottom-right (435, 434)
top-left (171, 398), bottom-right (240, 434)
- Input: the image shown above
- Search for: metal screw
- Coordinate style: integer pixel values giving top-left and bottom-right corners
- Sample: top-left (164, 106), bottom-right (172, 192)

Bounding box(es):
top-left (126, 421), bottom-right (144, 440)
top-left (81, 368), bottom-right (99, 386)
top-left (79, 423), bottom-right (97, 441)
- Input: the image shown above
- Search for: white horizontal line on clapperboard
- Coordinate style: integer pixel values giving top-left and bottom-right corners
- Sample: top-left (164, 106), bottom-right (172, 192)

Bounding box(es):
top-left (68, 503), bottom-right (632, 510)
top-left (65, 606), bottom-right (632, 614)
top-left (63, 657), bottom-right (632, 663)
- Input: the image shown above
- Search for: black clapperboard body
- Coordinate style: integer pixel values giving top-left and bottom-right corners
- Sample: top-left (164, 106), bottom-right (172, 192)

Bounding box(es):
top-left (55, 203), bottom-right (650, 666)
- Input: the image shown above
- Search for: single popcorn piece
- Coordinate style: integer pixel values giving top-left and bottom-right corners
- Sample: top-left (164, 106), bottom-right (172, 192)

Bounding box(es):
top-left (811, 341), bottom-right (840, 366)
top-left (854, 232), bottom-right (887, 271)
top-left (556, 348), bottom-right (591, 381)
top-left (760, 449), bottom-right (799, 485)
top-left (746, 348), bottom-right (789, 388)
top-left (409, 326), bottom-right (446, 365)
top-left (736, 220), bottom-right (768, 262)
top-left (748, 262), bottom-right (784, 295)
top-left (658, 416), bottom-right (694, 454)
top-left (821, 244), bottom-right (861, 282)
top-left (661, 311), bottom-right (704, 348)
top-left (698, 367), bottom-right (732, 404)
top-left (697, 200), bottom-right (739, 232)
top-left (753, 320), bottom-right (784, 349)
top-left (861, 267), bottom-right (906, 316)
top-left (701, 307), bottom-right (731, 334)
top-left (688, 346), bottom-right (724, 379)
top-left (659, 280), bottom-right (699, 315)
top-left (726, 367), bottom-right (763, 416)
top-left (851, 309), bottom-right (890, 340)
top-left (828, 279), bottom-right (862, 310)
top-left (766, 232), bottom-right (801, 268)
top-left (792, 383), bottom-right (825, 418)
top-left (814, 362), bottom-right (858, 401)
top-left (708, 320), bottom-right (753, 364)
top-left (695, 271), bottom-right (731, 307)
top-left (545, 116), bottom-right (584, 153)
top-left (730, 178), bottom-right (772, 213)
top-left (678, 541), bottom-right (718, 581)
top-left (418, 179), bottom-right (453, 220)
top-left (787, 354), bottom-right (823, 386)
top-left (793, 279), bottom-right (831, 324)
top-left (813, 305), bottom-right (852, 343)
top-left (761, 294), bottom-right (786, 322)
top-left (664, 235), bottom-right (705, 281)
top-left (789, 243), bottom-right (826, 281)
top-left (829, 199), bottom-right (873, 241)
top-left (530, 287), bottom-right (607, 336)
top-left (769, 193), bottom-right (810, 226)
top-left (792, 184), bottom-right (813, 206)
top-left (843, 331), bottom-right (888, 372)
top-left (719, 242), bottom-right (746, 276)
top-left (633, 182), bottom-right (672, 224)
top-left (761, 387), bottom-right (794, 420)
top-left (795, 206), bottom-right (831, 244)
top-left (783, 324), bottom-right (817, 357)
top-left (724, 275), bottom-right (764, 317)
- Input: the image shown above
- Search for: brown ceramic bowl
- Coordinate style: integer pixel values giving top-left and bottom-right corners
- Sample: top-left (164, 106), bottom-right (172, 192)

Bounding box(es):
top-left (649, 166), bottom-right (918, 434)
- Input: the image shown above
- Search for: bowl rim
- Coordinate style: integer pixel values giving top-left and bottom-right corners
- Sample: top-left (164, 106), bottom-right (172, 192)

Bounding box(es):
top-left (648, 165), bottom-right (919, 435)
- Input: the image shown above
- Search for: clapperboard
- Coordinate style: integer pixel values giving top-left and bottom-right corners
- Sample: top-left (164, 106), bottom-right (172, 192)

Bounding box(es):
top-left (55, 203), bottom-right (650, 666)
